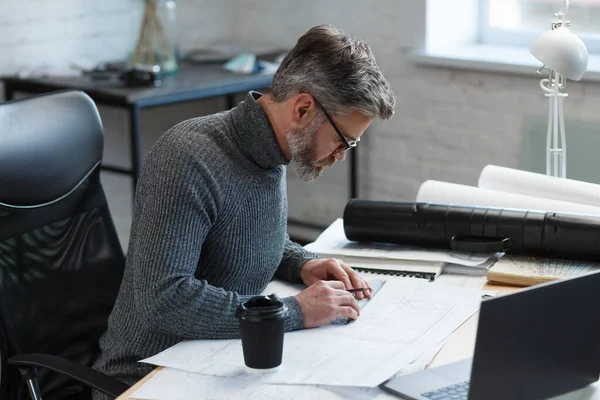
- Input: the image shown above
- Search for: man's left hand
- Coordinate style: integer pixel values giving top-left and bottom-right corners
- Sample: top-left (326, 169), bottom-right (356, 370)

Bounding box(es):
top-left (300, 258), bottom-right (372, 300)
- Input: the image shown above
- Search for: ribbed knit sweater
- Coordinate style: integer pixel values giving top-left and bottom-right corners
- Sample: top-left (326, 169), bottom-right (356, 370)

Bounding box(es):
top-left (92, 91), bottom-right (318, 385)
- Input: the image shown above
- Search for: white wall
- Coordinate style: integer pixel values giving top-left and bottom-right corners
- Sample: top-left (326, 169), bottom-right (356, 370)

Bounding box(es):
top-left (0, 0), bottom-right (236, 75)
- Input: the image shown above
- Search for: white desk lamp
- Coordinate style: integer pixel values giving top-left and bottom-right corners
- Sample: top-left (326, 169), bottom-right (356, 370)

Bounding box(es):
top-left (530, 0), bottom-right (588, 178)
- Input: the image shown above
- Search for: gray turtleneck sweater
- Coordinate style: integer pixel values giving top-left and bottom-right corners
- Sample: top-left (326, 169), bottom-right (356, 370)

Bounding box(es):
top-left (93, 91), bottom-right (318, 385)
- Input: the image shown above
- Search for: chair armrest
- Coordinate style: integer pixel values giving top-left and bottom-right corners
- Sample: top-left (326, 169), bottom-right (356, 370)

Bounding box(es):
top-left (9, 353), bottom-right (129, 398)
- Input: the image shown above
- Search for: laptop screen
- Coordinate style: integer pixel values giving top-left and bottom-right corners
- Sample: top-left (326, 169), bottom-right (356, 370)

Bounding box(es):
top-left (469, 271), bottom-right (600, 400)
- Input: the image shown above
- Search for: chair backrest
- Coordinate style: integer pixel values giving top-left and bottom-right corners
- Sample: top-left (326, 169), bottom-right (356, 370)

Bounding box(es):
top-left (0, 90), bottom-right (125, 400)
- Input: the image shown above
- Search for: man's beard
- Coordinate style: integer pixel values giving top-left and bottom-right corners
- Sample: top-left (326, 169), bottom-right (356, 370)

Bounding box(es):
top-left (286, 116), bottom-right (336, 182)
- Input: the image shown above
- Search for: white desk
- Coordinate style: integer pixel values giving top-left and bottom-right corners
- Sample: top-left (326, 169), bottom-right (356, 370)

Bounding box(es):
top-left (116, 282), bottom-right (599, 400)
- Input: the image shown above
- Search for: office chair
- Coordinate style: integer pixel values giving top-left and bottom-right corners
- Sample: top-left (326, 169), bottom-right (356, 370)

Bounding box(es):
top-left (0, 90), bottom-right (129, 400)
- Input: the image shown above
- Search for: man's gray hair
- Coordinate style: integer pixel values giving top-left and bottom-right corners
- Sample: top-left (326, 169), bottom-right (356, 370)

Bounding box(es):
top-left (267, 24), bottom-right (396, 120)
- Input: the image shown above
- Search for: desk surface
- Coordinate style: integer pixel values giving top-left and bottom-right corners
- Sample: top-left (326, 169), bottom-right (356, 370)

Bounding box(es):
top-left (115, 282), bottom-right (521, 400)
top-left (1, 62), bottom-right (274, 108)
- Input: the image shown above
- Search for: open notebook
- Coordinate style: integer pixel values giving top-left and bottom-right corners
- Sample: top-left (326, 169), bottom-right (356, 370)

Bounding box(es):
top-left (305, 219), bottom-right (497, 281)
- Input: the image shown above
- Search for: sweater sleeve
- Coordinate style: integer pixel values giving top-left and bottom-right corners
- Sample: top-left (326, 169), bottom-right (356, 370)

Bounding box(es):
top-left (275, 234), bottom-right (320, 284)
top-left (130, 134), bottom-right (303, 340)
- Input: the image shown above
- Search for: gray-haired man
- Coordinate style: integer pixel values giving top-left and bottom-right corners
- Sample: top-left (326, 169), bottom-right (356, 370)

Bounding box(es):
top-left (93, 24), bottom-right (396, 396)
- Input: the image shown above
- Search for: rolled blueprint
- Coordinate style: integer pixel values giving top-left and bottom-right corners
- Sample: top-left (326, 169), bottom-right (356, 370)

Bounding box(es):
top-left (416, 180), bottom-right (600, 216)
top-left (343, 200), bottom-right (600, 261)
top-left (478, 165), bottom-right (600, 208)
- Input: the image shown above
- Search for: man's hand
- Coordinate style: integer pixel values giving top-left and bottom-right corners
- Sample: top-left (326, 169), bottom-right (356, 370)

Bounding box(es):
top-left (295, 280), bottom-right (361, 328)
top-left (300, 258), bottom-right (372, 299)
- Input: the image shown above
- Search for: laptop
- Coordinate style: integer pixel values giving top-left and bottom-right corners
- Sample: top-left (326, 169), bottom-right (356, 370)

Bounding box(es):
top-left (381, 271), bottom-right (600, 400)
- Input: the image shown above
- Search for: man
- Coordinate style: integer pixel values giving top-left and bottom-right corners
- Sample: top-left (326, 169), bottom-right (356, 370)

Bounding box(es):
top-left (92, 24), bottom-right (395, 393)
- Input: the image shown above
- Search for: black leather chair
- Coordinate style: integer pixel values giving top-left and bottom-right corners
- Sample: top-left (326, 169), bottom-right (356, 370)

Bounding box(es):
top-left (0, 90), bottom-right (129, 400)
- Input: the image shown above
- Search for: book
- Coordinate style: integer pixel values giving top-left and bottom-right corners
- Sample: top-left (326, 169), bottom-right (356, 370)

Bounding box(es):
top-left (486, 256), bottom-right (600, 287)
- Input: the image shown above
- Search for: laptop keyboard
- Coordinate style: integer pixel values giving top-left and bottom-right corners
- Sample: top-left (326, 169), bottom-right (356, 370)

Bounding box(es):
top-left (422, 380), bottom-right (470, 399)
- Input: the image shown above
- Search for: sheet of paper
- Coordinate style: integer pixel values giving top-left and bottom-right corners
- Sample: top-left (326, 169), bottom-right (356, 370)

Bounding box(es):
top-left (132, 329), bottom-right (445, 400)
top-left (416, 180), bottom-right (600, 216)
top-left (262, 279), bottom-right (305, 297)
top-left (130, 367), bottom-right (398, 400)
top-left (478, 165), bottom-right (600, 208)
top-left (131, 367), bottom-right (600, 400)
top-left (442, 253), bottom-right (502, 276)
top-left (305, 219), bottom-right (496, 267)
top-left (141, 279), bottom-right (482, 388)
top-left (434, 273), bottom-right (487, 290)
top-left (550, 381), bottom-right (600, 399)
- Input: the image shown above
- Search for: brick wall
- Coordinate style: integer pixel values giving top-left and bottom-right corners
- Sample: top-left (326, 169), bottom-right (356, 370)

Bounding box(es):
top-left (0, 0), bottom-right (237, 75)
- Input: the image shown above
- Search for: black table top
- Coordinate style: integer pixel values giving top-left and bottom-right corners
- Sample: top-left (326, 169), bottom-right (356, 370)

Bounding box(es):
top-left (1, 61), bottom-right (274, 108)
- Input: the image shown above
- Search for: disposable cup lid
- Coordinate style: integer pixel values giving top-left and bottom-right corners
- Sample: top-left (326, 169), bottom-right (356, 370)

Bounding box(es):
top-left (236, 294), bottom-right (288, 322)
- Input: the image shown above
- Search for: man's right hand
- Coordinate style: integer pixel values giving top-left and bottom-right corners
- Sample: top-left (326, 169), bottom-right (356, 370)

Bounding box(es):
top-left (295, 280), bottom-right (361, 328)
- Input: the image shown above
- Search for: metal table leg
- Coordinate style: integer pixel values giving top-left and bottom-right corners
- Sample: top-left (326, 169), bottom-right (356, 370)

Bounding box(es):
top-left (129, 105), bottom-right (142, 196)
top-left (4, 83), bottom-right (14, 101)
top-left (226, 94), bottom-right (236, 110)
top-left (350, 147), bottom-right (358, 199)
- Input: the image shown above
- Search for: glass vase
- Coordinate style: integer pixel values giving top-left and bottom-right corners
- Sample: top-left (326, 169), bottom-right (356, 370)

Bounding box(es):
top-left (130, 0), bottom-right (179, 74)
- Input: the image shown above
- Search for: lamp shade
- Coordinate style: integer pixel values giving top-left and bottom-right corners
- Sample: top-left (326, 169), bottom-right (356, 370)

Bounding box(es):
top-left (530, 26), bottom-right (588, 80)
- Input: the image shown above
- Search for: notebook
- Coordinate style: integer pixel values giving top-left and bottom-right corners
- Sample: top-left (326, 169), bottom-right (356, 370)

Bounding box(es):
top-left (340, 258), bottom-right (443, 281)
top-left (486, 255), bottom-right (600, 286)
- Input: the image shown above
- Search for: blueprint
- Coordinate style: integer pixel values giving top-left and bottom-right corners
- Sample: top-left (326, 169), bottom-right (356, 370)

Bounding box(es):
top-left (130, 367), bottom-right (398, 400)
top-left (140, 279), bottom-right (482, 388)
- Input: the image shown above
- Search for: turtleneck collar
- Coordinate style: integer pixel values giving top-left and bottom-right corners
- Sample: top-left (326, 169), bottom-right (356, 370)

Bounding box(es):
top-left (229, 91), bottom-right (289, 170)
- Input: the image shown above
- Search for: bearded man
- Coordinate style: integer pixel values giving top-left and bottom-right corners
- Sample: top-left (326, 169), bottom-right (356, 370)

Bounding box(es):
top-left (92, 24), bottom-right (396, 391)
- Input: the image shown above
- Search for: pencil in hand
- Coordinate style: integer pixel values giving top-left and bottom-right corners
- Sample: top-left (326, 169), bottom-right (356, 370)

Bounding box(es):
top-left (347, 287), bottom-right (373, 299)
top-left (347, 287), bottom-right (373, 293)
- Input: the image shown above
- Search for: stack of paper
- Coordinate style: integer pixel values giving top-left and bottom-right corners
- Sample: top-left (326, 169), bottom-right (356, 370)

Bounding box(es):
top-left (442, 253), bottom-right (503, 276)
top-left (305, 219), bottom-right (499, 279)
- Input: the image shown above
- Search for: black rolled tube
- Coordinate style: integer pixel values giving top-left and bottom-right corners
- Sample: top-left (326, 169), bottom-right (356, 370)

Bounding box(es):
top-left (343, 199), bottom-right (600, 261)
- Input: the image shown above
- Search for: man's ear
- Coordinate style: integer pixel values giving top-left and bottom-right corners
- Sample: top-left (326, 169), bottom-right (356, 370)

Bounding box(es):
top-left (291, 93), bottom-right (316, 127)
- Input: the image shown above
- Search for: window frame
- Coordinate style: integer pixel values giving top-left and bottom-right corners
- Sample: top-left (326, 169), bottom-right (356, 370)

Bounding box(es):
top-left (478, 0), bottom-right (600, 54)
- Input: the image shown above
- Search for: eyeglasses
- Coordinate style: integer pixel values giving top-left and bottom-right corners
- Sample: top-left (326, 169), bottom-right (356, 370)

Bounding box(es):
top-left (313, 97), bottom-right (360, 151)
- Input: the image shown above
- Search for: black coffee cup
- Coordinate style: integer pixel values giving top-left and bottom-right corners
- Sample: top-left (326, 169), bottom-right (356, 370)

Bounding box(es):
top-left (235, 294), bottom-right (288, 370)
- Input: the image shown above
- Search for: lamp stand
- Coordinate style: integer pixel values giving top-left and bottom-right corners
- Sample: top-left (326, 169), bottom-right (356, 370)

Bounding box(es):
top-left (539, 69), bottom-right (568, 178)
top-left (538, 7), bottom-right (570, 179)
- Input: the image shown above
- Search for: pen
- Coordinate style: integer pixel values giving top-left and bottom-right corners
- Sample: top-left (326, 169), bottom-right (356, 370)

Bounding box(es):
top-left (347, 287), bottom-right (372, 293)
